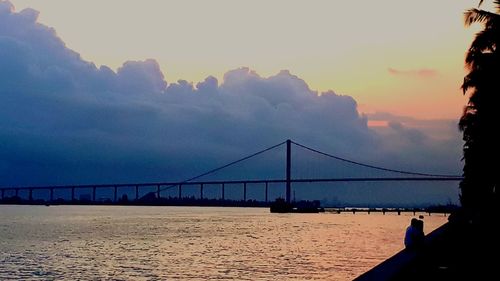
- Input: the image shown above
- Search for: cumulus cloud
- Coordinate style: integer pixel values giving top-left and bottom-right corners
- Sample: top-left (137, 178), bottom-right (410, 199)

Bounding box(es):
top-left (0, 1), bottom-right (461, 205)
top-left (388, 67), bottom-right (438, 78)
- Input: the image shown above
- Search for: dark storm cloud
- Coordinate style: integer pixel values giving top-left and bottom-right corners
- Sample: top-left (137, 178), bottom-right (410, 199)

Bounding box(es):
top-left (0, 1), bottom-right (461, 204)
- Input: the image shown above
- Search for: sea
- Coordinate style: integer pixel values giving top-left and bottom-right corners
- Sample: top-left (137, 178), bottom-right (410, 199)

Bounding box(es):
top-left (0, 205), bottom-right (447, 280)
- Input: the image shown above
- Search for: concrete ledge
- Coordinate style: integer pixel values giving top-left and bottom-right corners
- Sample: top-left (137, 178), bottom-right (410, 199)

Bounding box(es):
top-left (354, 223), bottom-right (450, 281)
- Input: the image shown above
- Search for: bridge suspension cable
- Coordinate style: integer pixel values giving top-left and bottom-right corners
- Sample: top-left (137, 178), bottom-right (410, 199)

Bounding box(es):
top-left (158, 140), bottom-right (287, 192)
top-left (0, 139), bottom-right (463, 202)
top-left (291, 140), bottom-right (461, 178)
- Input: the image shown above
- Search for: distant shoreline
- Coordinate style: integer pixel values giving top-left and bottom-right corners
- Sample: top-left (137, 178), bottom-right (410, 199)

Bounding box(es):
top-left (0, 197), bottom-right (457, 214)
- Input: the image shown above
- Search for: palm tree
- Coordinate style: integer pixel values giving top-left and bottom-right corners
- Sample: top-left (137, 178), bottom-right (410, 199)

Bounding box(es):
top-left (459, 0), bottom-right (500, 212)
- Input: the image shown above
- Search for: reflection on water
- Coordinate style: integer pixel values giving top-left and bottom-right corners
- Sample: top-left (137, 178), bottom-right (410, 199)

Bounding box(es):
top-left (0, 206), bottom-right (446, 280)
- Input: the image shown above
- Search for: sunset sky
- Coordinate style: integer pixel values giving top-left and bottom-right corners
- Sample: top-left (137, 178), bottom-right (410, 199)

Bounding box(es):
top-left (9, 0), bottom-right (479, 119)
top-left (1, 0), bottom-right (486, 203)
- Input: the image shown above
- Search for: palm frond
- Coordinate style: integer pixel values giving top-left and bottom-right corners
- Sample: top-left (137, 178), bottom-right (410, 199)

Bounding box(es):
top-left (462, 74), bottom-right (475, 94)
top-left (464, 8), bottom-right (497, 26)
top-left (466, 52), bottom-right (496, 72)
top-left (461, 69), bottom-right (483, 94)
top-left (466, 29), bottom-right (497, 63)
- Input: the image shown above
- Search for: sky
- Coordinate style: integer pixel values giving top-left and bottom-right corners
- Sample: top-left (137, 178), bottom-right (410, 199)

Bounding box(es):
top-left (0, 0), bottom-right (483, 204)
top-left (7, 0), bottom-right (479, 119)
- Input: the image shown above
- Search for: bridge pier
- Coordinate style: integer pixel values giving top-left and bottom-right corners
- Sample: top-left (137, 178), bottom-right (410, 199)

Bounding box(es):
top-left (157, 185), bottom-right (161, 199)
top-left (178, 184), bottom-right (182, 199)
top-left (243, 182), bottom-right (247, 201)
top-left (265, 182), bottom-right (268, 202)
top-left (29, 189), bottom-right (33, 201)
top-left (135, 185), bottom-right (139, 200)
top-left (200, 183), bottom-right (204, 200)
top-left (221, 183), bottom-right (225, 200)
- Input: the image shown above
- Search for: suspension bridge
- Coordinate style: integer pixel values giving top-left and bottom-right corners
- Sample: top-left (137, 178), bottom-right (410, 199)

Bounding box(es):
top-left (0, 140), bottom-right (462, 206)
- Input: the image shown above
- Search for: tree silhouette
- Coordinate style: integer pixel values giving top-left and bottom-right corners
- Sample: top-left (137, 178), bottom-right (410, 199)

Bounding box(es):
top-left (459, 0), bottom-right (500, 212)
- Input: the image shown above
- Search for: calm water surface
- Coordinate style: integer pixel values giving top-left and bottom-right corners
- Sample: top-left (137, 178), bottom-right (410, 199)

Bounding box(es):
top-left (0, 205), bottom-right (447, 280)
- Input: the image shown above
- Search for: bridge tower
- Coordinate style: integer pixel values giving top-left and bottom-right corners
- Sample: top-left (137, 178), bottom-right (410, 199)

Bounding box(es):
top-left (286, 139), bottom-right (291, 203)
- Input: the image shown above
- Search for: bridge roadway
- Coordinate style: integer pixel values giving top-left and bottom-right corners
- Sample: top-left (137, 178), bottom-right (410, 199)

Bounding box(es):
top-left (0, 176), bottom-right (462, 203)
top-left (0, 139), bottom-right (463, 204)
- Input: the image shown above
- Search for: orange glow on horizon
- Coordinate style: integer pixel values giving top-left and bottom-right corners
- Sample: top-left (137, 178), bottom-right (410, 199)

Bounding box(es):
top-left (367, 120), bottom-right (390, 128)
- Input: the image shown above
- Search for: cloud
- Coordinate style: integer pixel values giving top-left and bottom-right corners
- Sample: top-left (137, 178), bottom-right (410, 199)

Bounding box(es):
top-left (0, 1), bottom-right (461, 205)
top-left (367, 111), bottom-right (461, 140)
top-left (388, 67), bottom-right (438, 78)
